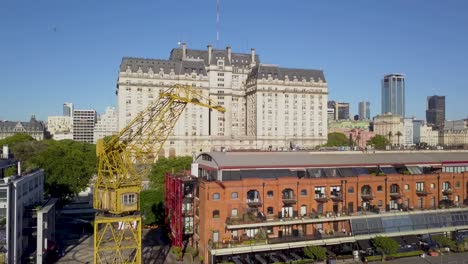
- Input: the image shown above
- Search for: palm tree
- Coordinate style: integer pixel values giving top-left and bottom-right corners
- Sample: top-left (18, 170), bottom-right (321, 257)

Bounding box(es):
top-left (387, 131), bottom-right (393, 145)
top-left (395, 131), bottom-right (403, 146)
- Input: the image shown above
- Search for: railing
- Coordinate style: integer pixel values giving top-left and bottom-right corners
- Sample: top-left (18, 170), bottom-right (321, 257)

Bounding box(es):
top-left (416, 189), bottom-right (430, 196)
top-left (389, 192), bottom-right (402, 199)
top-left (314, 193), bottom-right (328, 202)
top-left (361, 192), bottom-right (375, 200)
top-left (442, 189), bottom-right (453, 195)
top-left (282, 194), bottom-right (297, 204)
top-left (246, 198), bottom-right (262, 207)
top-left (330, 193), bottom-right (343, 201)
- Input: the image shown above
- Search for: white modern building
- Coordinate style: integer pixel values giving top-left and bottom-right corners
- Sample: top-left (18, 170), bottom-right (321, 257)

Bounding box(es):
top-left (73, 109), bottom-right (97, 143)
top-left (402, 118), bottom-right (414, 146)
top-left (0, 159), bottom-right (46, 264)
top-left (93, 106), bottom-right (118, 143)
top-left (47, 116), bottom-right (73, 140)
top-left (116, 44), bottom-right (328, 156)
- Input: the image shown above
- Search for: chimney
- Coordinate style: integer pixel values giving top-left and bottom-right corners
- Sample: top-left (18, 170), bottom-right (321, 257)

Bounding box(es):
top-left (226, 46), bottom-right (232, 63)
top-left (182, 43), bottom-right (187, 60)
top-left (207, 44), bottom-right (212, 64)
top-left (251, 48), bottom-right (256, 64)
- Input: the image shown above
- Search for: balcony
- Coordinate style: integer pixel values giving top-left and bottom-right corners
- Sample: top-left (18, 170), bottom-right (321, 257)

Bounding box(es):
top-left (330, 193), bottom-right (343, 202)
top-left (314, 193), bottom-right (328, 203)
top-left (226, 212), bottom-right (266, 226)
top-left (389, 192), bottom-right (403, 199)
top-left (246, 198), bottom-right (262, 207)
top-left (361, 192), bottom-right (375, 200)
top-left (416, 189), bottom-right (430, 196)
top-left (282, 195), bottom-right (297, 205)
top-left (182, 210), bottom-right (193, 216)
top-left (443, 189), bottom-right (453, 195)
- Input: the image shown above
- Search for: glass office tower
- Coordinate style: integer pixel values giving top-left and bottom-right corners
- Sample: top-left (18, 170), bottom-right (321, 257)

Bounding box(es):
top-left (381, 74), bottom-right (405, 117)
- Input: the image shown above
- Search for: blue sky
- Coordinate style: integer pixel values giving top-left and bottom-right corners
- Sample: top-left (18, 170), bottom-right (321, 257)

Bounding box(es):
top-left (1, 0), bottom-right (467, 121)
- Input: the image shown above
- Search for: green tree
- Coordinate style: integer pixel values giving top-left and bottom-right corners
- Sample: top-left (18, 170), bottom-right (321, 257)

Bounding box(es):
top-left (0, 133), bottom-right (35, 150)
top-left (367, 135), bottom-right (390, 150)
top-left (140, 189), bottom-right (165, 225)
top-left (372, 236), bottom-right (399, 261)
top-left (432, 235), bottom-right (456, 249)
top-left (303, 245), bottom-right (327, 261)
top-left (387, 131), bottom-right (393, 144)
top-left (325, 132), bottom-right (349, 147)
top-left (32, 140), bottom-right (96, 201)
top-left (395, 131), bottom-right (403, 146)
top-left (11, 140), bottom-right (47, 172)
top-left (148, 156), bottom-right (192, 192)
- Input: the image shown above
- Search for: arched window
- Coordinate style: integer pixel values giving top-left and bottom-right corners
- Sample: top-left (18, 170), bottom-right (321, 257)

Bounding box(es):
top-left (231, 192), bottom-right (238, 199)
top-left (377, 185), bottom-right (383, 192)
top-left (213, 210), bottom-right (220, 218)
top-left (213, 193), bottom-right (220, 200)
top-left (267, 191), bottom-right (274, 197)
top-left (300, 189), bottom-right (307, 196)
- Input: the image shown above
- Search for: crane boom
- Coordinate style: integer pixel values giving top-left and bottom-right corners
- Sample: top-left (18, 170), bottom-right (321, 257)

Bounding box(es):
top-left (93, 84), bottom-right (225, 263)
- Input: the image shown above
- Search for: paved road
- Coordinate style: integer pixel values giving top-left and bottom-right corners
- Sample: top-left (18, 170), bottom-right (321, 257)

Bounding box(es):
top-left (55, 228), bottom-right (171, 264)
top-left (371, 252), bottom-right (468, 264)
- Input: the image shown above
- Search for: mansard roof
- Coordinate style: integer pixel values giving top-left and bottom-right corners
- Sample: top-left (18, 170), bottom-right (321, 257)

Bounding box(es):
top-left (0, 117), bottom-right (45, 132)
top-left (248, 64), bottom-right (326, 83)
top-left (120, 57), bottom-right (207, 76)
top-left (169, 48), bottom-right (259, 67)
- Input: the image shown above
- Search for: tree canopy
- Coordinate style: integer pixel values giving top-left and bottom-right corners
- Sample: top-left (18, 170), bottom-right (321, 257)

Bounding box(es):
top-left (367, 135), bottom-right (390, 149)
top-left (142, 156), bottom-right (192, 225)
top-left (0, 133), bottom-right (35, 149)
top-left (1, 135), bottom-right (96, 202)
top-left (303, 245), bottom-right (327, 261)
top-left (325, 132), bottom-right (350, 147)
top-left (372, 236), bottom-right (399, 260)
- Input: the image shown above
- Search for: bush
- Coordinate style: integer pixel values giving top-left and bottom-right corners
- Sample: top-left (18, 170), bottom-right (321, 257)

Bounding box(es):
top-left (367, 250), bottom-right (424, 261)
top-left (432, 235), bottom-right (456, 249)
top-left (172, 246), bottom-right (183, 260)
top-left (372, 236), bottom-right (400, 260)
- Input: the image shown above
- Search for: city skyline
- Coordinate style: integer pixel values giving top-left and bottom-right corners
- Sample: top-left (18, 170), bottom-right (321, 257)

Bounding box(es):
top-left (1, 1), bottom-right (468, 121)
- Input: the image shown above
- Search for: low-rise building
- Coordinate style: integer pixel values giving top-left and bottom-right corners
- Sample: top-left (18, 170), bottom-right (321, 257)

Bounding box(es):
top-left (439, 129), bottom-right (468, 147)
top-left (0, 116), bottom-right (45, 141)
top-left (328, 120), bottom-right (370, 133)
top-left (0, 159), bottom-right (46, 263)
top-left (47, 116), bottom-right (72, 140)
top-left (418, 124), bottom-right (439, 146)
top-left (167, 151), bottom-right (468, 263)
top-left (373, 113), bottom-right (403, 146)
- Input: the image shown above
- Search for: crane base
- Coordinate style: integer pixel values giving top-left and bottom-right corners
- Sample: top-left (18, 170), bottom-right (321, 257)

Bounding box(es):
top-left (94, 215), bottom-right (142, 264)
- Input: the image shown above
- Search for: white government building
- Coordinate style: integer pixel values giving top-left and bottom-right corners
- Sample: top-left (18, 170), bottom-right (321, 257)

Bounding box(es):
top-left (116, 44), bottom-right (328, 157)
top-left (93, 106), bottom-right (118, 143)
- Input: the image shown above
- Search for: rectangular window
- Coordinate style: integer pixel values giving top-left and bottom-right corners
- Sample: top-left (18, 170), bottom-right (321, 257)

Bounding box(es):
top-left (0, 190), bottom-right (6, 203)
top-left (122, 193), bottom-right (137, 205)
top-left (416, 182), bottom-right (424, 192)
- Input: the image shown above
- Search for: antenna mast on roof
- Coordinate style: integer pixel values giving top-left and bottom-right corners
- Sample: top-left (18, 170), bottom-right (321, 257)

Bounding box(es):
top-left (216, 0), bottom-right (220, 48)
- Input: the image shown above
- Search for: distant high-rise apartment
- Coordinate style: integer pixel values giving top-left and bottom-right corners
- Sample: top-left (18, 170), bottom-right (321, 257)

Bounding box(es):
top-left (382, 74), bottom-right (405, 117)
top-left (359, 101), bottom-right (371, 120)
top-left (426, 95), bottom-right (445, 129)
top-left (328, 101), bottom-right (349, 120)
top-left (93, 106), bottom-right (118, 143)
top-left (73, 109), bottom-right (97, 143)
top-left (63, 102), bottom-right (74, 117)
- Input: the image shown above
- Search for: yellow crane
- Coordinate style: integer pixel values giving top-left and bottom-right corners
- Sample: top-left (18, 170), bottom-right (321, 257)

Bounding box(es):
top-left (93, 84), bottom-right (225, 263)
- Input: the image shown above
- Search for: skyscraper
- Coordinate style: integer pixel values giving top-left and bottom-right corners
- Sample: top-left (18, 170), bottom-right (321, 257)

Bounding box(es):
top-left (63, 102), bottom-right (74, 117)
top-left (359, 101), bottom-right (371, 120)
top-left (73, 109), bottom-right (97, 143)
top-left (381, 74), bottom-right (405, 117)
top-left (426, 95), bottom-right (445, 129)
top-left (328, 101), bottom-right (349, 120)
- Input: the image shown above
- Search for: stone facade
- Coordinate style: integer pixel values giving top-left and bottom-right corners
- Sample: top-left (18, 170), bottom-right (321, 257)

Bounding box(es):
top-left (93, 106), bottom-right (118, 144)
top-left (47, 116), bottom-right (72, 140)
top-left (0, 116), bottom-right (45, 141)
top-left (373, 114), bottom-right (403, 145)
top-left (116, 44), bottom-right (328, 156)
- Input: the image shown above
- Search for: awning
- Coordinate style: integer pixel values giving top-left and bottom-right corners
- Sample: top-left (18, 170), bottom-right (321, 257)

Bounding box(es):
top-left (357, 239), bottom-right (372, 250)
top-left (403, 235), bottom-right (420, 245)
